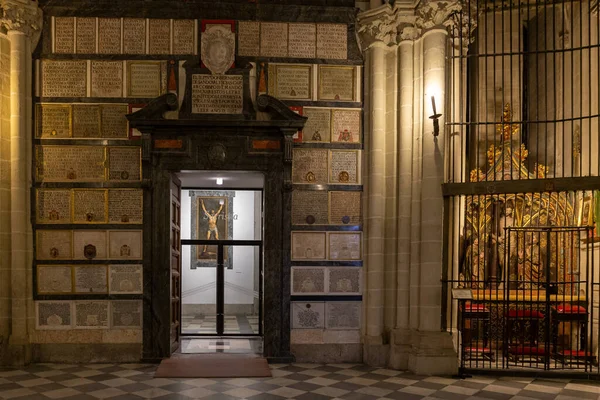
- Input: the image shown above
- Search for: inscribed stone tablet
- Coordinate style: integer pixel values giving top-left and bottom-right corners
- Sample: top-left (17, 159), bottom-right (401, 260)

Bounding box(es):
top-left (101, 105), bottom-right (129, 138)
top-left (318, 66), bottom-right (355, 101)
top-left (302, 108), bottom-right (331, 143)
top-left (173, 19), bottom-right (195, 54)
top-left (191, 74), bottom-right (243, 114)
top-left (288, 23), bottom-right (316, 59)
top-left (98, 18), bottom-right (121, 54)
top-left (72, 105), bottom-right (101, 138)
top-left (54, 17), bottom-right (74, 53)
top-left (123, 18), bottom-right (146, 54)
top-left (36, 104), bottom-right (71, 138)
top-left (328, 232), bottom-right (361, 260)
top-left (108, 189), bottom-right (143, 224)
top-left (73, 231), bottom-right (108, 260)
top-left (36, 301), bottom-right (72, 329)
top-left (74, 265), bottom-right (108, 293)
top-left (36, 189), bottom-right (71, 224)
top-left (76, 17), bottom-right (96, 54)
top-left (316, 24), bottom-right (347, 60)
top-left (260, 22), bottom-right (288, 57)
top-left (108, 147), bottom-right (141, 181)
top-left (35, 145), bottom-right (106, 182)
top-left (329, 191), bottom-right (362, 225)
top-left (128, 61), bottom-right (161, 97)
top-left (149, 19), bottom-right (171, 54)
top-left (36, 230), bottom-right (72, 260)
top-left (109, 230), bottom-right (143, 259)
top-left (237, 21), bottom-right (260, 56)
top-left (268, 64), bottom-right (311, 100)
top-left (37, 266), bottom-right (73, 294)
top-left (292, 149), bottom-right (328, 184)
top-left (291, 231), bottom-right (326, 260)
top-left (328, 267), bottom-right (361, 294)
top-left (329, 150), bottom-right (359, 184)
top-left (325, 302), bottom-right (360, 329)
top-left (74, 301), bottom-right (109, 329)
top-left (41, 60), bottom-right (87, 97)
top-left (109, 264), bottom-right (143, 294)
top-left (291, 267), bottom-right (325, 294)
top-left (292, 302), bottom-right (325, 329)
top-left (91, 61), bottom-right (123, 98)
top-left (292, 190), bottom-right (328, 225)
top-left (111, 300), bottom-right (142, 328)
top-left (73, 189), bottom-right (107, 223)
top-left (331, 109), bottom-right (361, 143)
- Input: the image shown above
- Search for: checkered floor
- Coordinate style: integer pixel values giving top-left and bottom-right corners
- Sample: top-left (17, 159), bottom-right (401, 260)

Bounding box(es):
top-left (0, 362), bottom-right (599, 400)
top-left (182, 314), bottom-right (260, 335)
top-left (181, 338), bottom-right (263, 354)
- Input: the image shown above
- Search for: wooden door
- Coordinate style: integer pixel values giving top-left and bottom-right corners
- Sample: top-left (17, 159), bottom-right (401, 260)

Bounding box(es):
top-left (170, 175), bottom-right (182, 353)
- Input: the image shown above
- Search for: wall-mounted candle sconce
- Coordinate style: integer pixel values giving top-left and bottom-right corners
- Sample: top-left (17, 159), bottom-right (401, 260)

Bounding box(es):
top-left (429, 96), bottom-right (442, 137)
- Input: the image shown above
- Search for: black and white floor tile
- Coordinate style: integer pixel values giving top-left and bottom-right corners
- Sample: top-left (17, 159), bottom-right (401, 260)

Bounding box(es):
top-left (182, 314), bottom-right (259, 335)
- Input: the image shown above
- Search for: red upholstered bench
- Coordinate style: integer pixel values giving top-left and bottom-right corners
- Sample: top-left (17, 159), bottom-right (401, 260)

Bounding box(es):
top-left (505, 309), bottom-right (546, 363)
top-left (506, 309), bottom-right (545, 319)
top-left (551, 303), bottom-right (590, 365)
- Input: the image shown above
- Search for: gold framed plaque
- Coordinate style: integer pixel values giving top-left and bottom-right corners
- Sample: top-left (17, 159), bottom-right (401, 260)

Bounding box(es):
top-left (292, 149), bottom-right (328, 184)
top-left (127, 61), bottom-right (162, 98)
top-left (36, 104), bottom-right (72, 138)
top-left (318, 66), bottom-right (356, 101)
top-left (37, 265), bottom-right (73, 294)
top-left (36, 189), bottom-right (72, 224)
top-left (108, 189), bottom-right (143, 224)
top-left (291, 231), bottom-right (327, 260)
top-left (268, 64), bottom-right (312, 100)
top-left (72, 105), bottom-right (101, 138)
top-left (327, 232), bottom-right (362, 260)
top-left (35, 145), bottom-right (107, 182)
top-left (36, 230), bottom-right (73, 260)
top-left (329, 150), bottom-right (360, 184)
top-left (72, 189), bottom-right (108, 224)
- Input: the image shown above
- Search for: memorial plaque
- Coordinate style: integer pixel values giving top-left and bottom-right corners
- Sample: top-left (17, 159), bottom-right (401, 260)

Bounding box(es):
top-left (237, 21), bottom-right (260, 56)
top-left (268, 64), bottom-right (311, 100)
top-left (127, 61), bottom-right (161, 97)
top-left (54, 17), bottom-right (74, 53)
top-left (98, 18), bottom-right (122, 54)
top-left (36, 104), bottom-right (71, 138)
top-left (74, 265), bottom-right (108, 294)
top-left (108, 147), bottom-right (141, 181)
top-left (36, 146), bottom-right (106, 182)
top-left (191, 74), bottom-right (243, 114)
top-left (73, 189), bottom-right (107, 223)
top-left (288, 23), bottom-right (316, 59)
top-left (302, 108), bottom-right (331, 143)
top-left (123, 18), bottom-right (146, 54)
top-left (329, 191), bottom-right (362, 225)
top-left (328, 267), bottom-right (361, 294)
top-left (108, 189), bottom-right (143, 224)
top-left (109, 230), bottom-right (143, 259)
top-left (76, 17), bottom-right (96, 54)
top-left (292, 149), bottom-right (328, 184)
top-left (72, 105), bottom-right (101, 138)
top-left (316, 24), bottom-right (347, 60)
top-left (101, 105), bottom-right (129, 138)
top-left (292, 302), bottom-right (325, 329)
top-left (37, 266), bottom-right (73, 294)
top-left (91, 61), bottom-right (123, 98)
top-left (173, 19), bottom-right (195, 55)
top-left (109, 264), bottom-right (143, 294)
top-left (111, 300), bottom-right (142, 328)
top-left (36, 230), bottom-right (72, 260)
top-left (260, 22), bottom-right (288, 57)
top-left (331, 109), bottom-right (361, 143)
top-left (149, 19), bottom-right (171, 54)
top-left (73, 231), bottom-right (108, 260)
top-left (74, 301), bottom-right (109, 329)
top-left (36, 301), bottom-right (72, 329)
top-left (329, 150), bottom-right (359, 184)
top-left (291, 267), bottom-right (325, 294)
top-left (318, 66), bottom-right (355, 101)
top-left (325, 302), bottom-right (360, 329)
top-left (41, 60), bottom-right (87, 98)
top-left (292, 190), bottom-right (328, 225)
top-left (328, 232), bottom-right (361, 260)
top-left (291, 231), bottom-right (326, 260)
top-left (36, 189), bottom-right (71, 224)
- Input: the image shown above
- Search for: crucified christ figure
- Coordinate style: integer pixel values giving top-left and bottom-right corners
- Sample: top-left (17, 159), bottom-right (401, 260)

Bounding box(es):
top-left (201, 199), bottom-right (224, 254)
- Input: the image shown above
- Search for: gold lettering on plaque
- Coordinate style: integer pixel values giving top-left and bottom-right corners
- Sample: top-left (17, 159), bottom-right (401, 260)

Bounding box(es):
top-left (237, 21), bottom-right (260, 56)
top-left (329, 150), bottom-right (359, 184)
top-left (109, 189), bottom-right (143, 224)
top-left (91, 61), bottom-right (123, 98)
top-left (37, 266), bottom-right (73, 294)
top-left (302, 108), bottom-right (331, 142)
top-left (36, 146), bottom-right (106, 182)
top-left (292, 149), bottom-right (328, 184)
top-left (76, 17), bottom-right (96, 54)
top-left (74, 266), bottom-right (108, 293)
top-left (36, 104), bottom-right (71, 138)
top-left (37, 230), bottom-right (72, 260)
top-left (328, 232), bottom-right (362, 260)
top-left (291, 232), bottom-right (326, 260)
top-left (260, 22), bottom-right (288, 57)
top-left (292, 190), bottom-right (328, 225)
top-left (72, 105), bottom-right (101, 138)
top-left (318, 66), bottom-right (355, 101)
top-left (123, 18), bottom-right (146, 54)
top-left (329, 191), bottom-right (362, 225)
top-left (173, 19), bottom-right (195, 54)
top-left (149, 19), bottom-right (171, 54)
top-left (73, 189), bottom-right (107, 223)
top-left (101, 105), bottom-right (128, 139)
top-left (54, 17), bottom-right (74, 53)
top-left (108, 147), bottom-right (141, 181)
top-left (269, 65), bottom-right (311, 100)
top-left (98, 18), bottom-right (121, 54)
top-left (42, 60), bottom-right (87, 98)
top-left (331, 109), bottom-right (361, 143)
top-left (288, 23), bottom-right (316, 58)
top-left (127, 61), bottom-right (161, 97)
top-left (191, 75), bottom-right (243, 114)
top-left (36, 189), bottom-right (71, 224)
top-left (316, 24), bottom-right (347, 59)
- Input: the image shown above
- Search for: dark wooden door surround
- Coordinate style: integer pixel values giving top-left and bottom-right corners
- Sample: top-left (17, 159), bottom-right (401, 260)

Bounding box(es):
top-left (170, 175), bottom-right (182, 353)
top-left (128, 94), bottom-right (305, 363)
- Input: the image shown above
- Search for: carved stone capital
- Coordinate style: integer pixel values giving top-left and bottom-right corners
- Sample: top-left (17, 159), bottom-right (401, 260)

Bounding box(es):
top-left (0, 0), bottom-right (43, 47)
top-left (356, 3), bottom-right (419, 49)
top-left (592, 0), bottom-right (598, 15)
top-left (416, 0), bottom-right (477, 52)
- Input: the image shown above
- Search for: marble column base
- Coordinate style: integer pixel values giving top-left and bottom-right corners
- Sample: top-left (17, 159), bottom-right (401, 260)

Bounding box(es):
top-left (388, 328), bottom-right (412, 370)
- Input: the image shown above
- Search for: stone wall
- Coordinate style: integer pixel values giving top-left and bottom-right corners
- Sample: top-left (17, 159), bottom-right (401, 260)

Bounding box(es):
top-left (0, 34), bottom-right (10, 363)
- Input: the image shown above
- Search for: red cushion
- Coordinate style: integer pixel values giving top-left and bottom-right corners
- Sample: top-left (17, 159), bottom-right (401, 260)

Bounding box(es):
top-left (559, 350), bottom-right (594, 357)
top-left (510, 346), bottom-right (547, 355)
top-left (464, 303), bottom-right (489, 312)
top-left (465, 346), bottom-right (493, 353)
top-left (507, 309), bottom-right (545, 318)
top-left (554, 304), bottom-right (587, 314)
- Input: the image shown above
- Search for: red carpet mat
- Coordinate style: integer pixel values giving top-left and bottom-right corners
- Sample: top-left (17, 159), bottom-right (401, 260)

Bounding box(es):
top-left (154, 353), bottom-right (272, 378)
